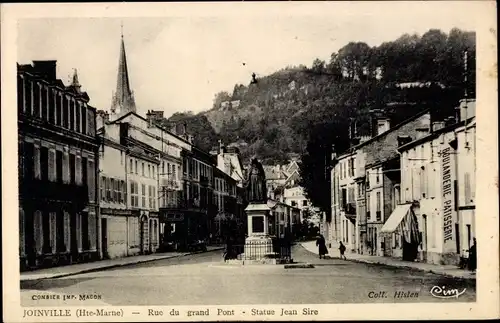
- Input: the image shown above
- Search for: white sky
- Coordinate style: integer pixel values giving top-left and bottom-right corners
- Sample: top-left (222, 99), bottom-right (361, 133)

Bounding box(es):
top-left (16, 2), bottom-right (481, 117)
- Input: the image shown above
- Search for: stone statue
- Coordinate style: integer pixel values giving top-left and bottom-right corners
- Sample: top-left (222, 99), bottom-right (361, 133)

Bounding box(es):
top-left (245, 158), bottom-right (267, 203)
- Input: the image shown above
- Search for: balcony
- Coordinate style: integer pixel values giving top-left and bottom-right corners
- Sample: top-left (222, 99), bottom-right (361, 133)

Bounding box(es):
top-left (19, 178), bottom-right (89, 210)
top-left (341, 202), bottom-right (357, 215)
top-left (200, 176), bottom-right (210, 187)
top-left (161, 178), bottom-right (179, 190)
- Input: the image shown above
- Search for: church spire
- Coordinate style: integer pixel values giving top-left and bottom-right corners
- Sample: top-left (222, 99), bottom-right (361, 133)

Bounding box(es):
top-left (111, 25), bottom-right (136, 114)
top-left (71, 68), bottom-right (81, 93)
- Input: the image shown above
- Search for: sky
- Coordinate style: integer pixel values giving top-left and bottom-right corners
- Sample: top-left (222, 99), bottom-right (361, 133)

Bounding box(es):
top-left (16, 2), bottom-right (480, 118)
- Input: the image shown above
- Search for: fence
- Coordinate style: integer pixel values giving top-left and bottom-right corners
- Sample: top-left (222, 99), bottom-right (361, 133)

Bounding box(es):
top-left (224, 237), bottom-right (292, 261)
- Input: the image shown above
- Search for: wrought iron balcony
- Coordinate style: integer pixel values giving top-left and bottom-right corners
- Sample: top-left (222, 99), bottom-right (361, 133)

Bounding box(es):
top-left (19, 178), bottom-right (89, 210)
top-left (200, 176), bottom-right (210, 187)
top-left (341, 202), bottom-right (357, 215)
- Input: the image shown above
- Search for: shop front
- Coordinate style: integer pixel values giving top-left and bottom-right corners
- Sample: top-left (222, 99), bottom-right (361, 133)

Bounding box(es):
top-left (159, 209), bottom-right (208, 250)
top-left (380, 203), bottom-right (421, 262)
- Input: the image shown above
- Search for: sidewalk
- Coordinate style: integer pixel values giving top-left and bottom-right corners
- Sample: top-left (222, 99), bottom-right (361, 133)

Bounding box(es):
top-left (301, 241), bottom-right (476, 280)
top-left (20, 246), bottom-right (224, 282)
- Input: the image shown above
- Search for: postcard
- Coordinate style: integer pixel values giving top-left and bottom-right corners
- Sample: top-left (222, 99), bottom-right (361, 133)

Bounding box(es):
top-left (2, 1), bottom-right (499, 321)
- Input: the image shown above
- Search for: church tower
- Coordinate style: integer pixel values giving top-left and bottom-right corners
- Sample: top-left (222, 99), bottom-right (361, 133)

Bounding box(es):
top-left (111, 27), bottom-right (136, 114)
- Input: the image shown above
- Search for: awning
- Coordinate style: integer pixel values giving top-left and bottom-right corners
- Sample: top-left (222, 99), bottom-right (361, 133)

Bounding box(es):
top-left (380, 203), bottom-right (413, 234)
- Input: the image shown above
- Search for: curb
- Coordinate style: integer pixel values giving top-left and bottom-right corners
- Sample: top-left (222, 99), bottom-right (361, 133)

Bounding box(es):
top-left (20, 247), bottom-right (224, 283)
top-left (300, 245), bottom-right (475, 281)
top-left (284, 263), bottom-right (315, 269)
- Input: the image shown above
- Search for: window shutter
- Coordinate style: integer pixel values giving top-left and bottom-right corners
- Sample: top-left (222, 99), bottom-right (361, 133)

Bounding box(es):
top-left (48, 149), bottom-right (56, 181)
top-left (464, 172), bottom-right (471, 204)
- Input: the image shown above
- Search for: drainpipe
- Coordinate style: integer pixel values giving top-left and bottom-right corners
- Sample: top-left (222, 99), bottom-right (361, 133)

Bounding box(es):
top-left (96, 124), bottom-right (102, 260)
top-left (125, 148), bottom-right (129, 257)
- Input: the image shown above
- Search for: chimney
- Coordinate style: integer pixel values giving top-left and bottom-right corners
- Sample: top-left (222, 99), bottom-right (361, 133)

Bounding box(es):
top-left (32, 60), bottom-right (57, 80)
top-left (376, 118), bottom-right (390, 135)
top-left (219, 140), bottom-right (225, 154)
top-left (397, 135), bottom-right (412, 147)
top-left (432, 121), bottom-right (445, 132)
top-left (331, 144), bottom-right (337, 161)
top-left (459, 99), bottom-right (476, 121)
top-left (348, 119), bottom-right (357, 140)
top-left (444, 116), bottom-right (456, 127)
top-left (170, 124), bottom-right (177, 135)
top-left (359, 135), bottom-right (371, 143)
top-left (146, 110), bottom-right (154, 128)
top-left (96, 110), bottom-right (110, 129)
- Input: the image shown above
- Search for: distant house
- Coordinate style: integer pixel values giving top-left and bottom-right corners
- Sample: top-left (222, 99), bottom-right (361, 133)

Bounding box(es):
top-left (230, 100), bottom-right (241, 109)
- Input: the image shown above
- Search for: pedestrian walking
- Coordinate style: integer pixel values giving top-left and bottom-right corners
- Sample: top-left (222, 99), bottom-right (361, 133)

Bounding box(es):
top-left (468, 238), bottom-right (477, 272)
top-left (339, 241), bottom-right (347, 260)
top-left (316, 234), bottom-right (328, 259)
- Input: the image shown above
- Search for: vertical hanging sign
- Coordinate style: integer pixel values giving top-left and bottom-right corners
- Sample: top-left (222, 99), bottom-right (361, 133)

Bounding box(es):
top-left (440, 144), bottom-right (457, 253)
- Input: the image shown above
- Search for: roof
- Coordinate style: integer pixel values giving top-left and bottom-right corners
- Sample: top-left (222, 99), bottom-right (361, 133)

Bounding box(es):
top-left (397, 117), bottom-right (474, 152)
top-left (263, 165), bottom-right (287, 180)
top-left (18, 62), bottom-right (91, 102)
top-left (107, 111), bottom-right (193, 146)
top-left (245, 203), bottom-right (271, 212)
top-left (336, 108), bottom-right (431, 160)
top-left (111, 35), bottom-right (136, 113)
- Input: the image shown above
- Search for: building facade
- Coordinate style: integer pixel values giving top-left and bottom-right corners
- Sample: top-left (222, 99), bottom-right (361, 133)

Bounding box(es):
top-left (331, 151), bottom-right (357, 252)
top-left (354, 112), bottom-right (431, 257)
top-left (18, 61), bottom-right (99, 271)
top-left (327, 111), bottom-right (433, 257)
top-left (213, 167), bottom-right (241, 243)
top-left (395, 100), bottom-right (476, 265)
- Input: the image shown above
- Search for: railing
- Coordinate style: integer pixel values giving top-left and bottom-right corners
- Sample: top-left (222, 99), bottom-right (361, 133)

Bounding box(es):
top-left (225, 238), bottom-right (292, 261)
top-left (19, 178), bottom-right (89, 210)
top-left (200, 176), bottom-right (209, 187)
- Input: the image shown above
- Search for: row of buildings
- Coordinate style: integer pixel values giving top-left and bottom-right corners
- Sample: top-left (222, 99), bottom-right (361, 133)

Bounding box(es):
top-left (263, 161), bottom-right (321, 228)
top-left (323, 99), bottom-right (476, 265)
top-left (17, 33), bottom-right (304, 271)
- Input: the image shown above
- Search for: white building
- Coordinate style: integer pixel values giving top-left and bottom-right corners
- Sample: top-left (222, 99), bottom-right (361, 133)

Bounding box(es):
top-left (331, 150), bottom-right (357, 252)
top-left (97, 31), bottom-right (191, 259)
top-left (394, 100), bottom-right (476, 265)
top-left (215, 142), bottom-right (245, 188)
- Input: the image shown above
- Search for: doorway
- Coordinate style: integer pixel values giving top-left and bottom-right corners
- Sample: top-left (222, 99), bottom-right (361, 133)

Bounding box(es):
top-left (101, 218), bottom-right (108, 259)
top-left (70, 212), bottom-right (78, 263)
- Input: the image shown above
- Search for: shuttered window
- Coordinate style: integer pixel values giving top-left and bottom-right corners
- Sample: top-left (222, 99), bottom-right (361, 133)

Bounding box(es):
top-left (464, 172), bottom-right (472, 204)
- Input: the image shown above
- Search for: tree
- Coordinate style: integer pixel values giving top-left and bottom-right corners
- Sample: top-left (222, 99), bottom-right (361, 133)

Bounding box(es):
top-left (212, 91), bottom-right (232, 110)
top-left (311, 58), bottom-right (326, 74)
top-left (336, 42), bottom-right (372, 80)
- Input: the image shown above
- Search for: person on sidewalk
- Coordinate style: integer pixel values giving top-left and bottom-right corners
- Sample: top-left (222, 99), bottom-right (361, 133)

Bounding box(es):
top-left (339, 241), bottom-right (347, 260)
top-left (468, 238), bottom-right (477, 272)
top-left (316, 235), bottom-right (328, 259)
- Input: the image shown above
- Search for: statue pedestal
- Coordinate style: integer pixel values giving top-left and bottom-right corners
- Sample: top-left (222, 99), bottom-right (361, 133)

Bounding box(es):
top-left (243, 203), bottom-right (274, 262)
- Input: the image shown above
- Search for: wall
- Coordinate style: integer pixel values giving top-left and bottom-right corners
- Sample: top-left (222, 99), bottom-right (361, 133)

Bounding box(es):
top-left (456, 121), bottom-right (476, 256)
top-left (363, 113), bottom-right (431, 167)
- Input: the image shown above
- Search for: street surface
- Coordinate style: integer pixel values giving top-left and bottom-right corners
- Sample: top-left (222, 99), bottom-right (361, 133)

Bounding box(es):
top-left (21, 245), bottom-right (475, 305)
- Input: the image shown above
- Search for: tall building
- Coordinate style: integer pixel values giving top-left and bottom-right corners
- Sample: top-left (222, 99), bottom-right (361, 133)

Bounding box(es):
top-left (97, 31), bottom-right (193, 258)
top-left (18, 61), bottom-right (99, 271)
top-left (395, 100), bottom-right (476, 265)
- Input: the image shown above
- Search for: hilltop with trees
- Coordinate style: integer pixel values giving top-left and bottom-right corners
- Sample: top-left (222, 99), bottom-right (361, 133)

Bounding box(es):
top-left (162, 28), bottom-right (476, 211)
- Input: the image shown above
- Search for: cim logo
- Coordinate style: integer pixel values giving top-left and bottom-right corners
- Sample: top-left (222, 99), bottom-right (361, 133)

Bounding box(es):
top-left (430, 285), bottom-right (466, 299)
